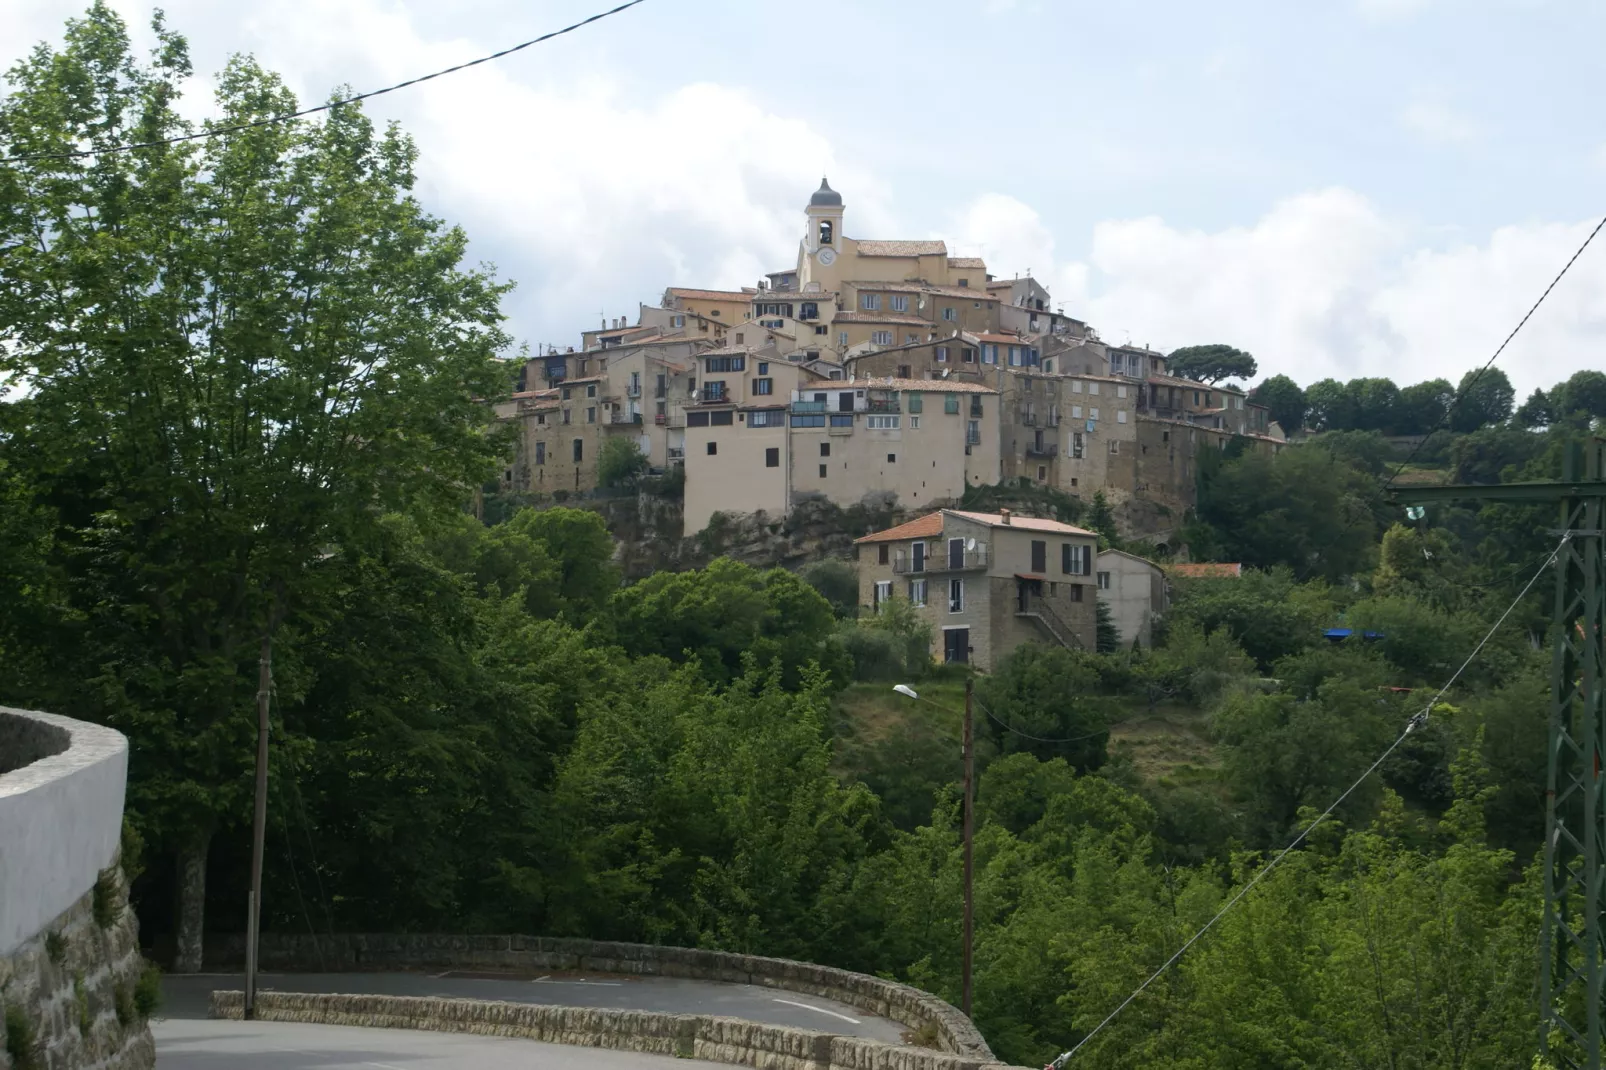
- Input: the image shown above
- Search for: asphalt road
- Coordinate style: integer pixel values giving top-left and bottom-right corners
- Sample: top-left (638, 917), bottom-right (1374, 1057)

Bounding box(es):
top-left (162, 970), bottom-right (909, 1045)
top-left (155, 1017), bottom-right (734, 1070)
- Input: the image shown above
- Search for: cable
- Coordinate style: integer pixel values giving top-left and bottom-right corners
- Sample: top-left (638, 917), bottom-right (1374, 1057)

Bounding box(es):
top-left (1382, 214), bottom-right (1606, 491)
top-left (4, 0), bottom-right (649, 163)
top-left (978, 699), bottom-right (1108, 745)
top-left (1049, 536), bottom-right (1565, 1067)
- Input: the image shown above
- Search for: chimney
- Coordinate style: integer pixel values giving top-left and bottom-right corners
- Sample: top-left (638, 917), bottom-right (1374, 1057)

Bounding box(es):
top-left (1000, 508), bottom-right (1012, 526)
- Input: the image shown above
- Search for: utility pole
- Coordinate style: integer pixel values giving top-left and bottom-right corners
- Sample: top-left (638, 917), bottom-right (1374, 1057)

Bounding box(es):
top-left (1392, 436), bottom-right (1606, 1070)
top-left (244, 634), bottom-right (272, 1020)
top-left (962, 674), bottom-right (974, 1019)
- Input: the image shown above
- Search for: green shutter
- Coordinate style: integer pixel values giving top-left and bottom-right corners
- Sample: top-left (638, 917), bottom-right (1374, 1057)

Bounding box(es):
top-left (908, 393), bottom-right (923, 413)
top-left (945, 394), bottom-right (960, 414)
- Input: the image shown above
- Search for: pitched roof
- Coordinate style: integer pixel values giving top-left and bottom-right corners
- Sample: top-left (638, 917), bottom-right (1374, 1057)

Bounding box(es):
top-left (854, 239), bottom-right (948, 257)
top-left (947, 257), bottom-right (986, 269)
top-left (856, 509), bottom-right (1095, 543)
top-left (848, 280), bottom-right (999, 301)
top-left (1168, 562), bottom-right (1243, 579)
top-left (666, 287), bottom-right (757, 302)
top-left (559, 374), bottom-right (607, 386)
top-left (839, 377), bottom-right (996, 394)
top-left (974, 332), bottom-right (1029, 344)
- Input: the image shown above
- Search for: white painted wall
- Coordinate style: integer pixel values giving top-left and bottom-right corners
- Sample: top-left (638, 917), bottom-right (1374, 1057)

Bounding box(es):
top-left (0, 707), bottom-right (129, 954)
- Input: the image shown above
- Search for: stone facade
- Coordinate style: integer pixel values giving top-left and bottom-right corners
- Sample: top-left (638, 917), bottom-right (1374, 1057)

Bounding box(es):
top-left (0, 866), bottom-right (154, 1070)
top-left (205, 932), bottom-right (994, 1063)
top-left (211, 991), bottom-right (1032, 1070)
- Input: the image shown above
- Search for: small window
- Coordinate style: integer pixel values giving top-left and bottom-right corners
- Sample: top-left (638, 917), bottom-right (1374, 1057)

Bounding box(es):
top-left (861, 293), bottom-right (881, 311)
top-left (1071, 405), bottom-right (1083, 419)
top-left (1097, 571), bottom-right (1111, 590)
top-left (819, 220), bottom-right (833, 246)
top-left (879, 544), bottom-right (890, 565)
top-left (1117, 385), bottom-right (1128, 399)
top-left (873, 579), bottom-right (891, 608)
top-left (898, 364), bottom-right (912, 378)
top-left (572, 438), bottom-right (583, 462)
top-left (819, 463), bottom-right (828, 477)
top-left (587, 384), bottom-right (597, 397)
top-left (962, 347), bottom-right (976, 364)
top-left (958, 279), bottom-right (969, 288)
top-left (872, 331), bottom-right (894, 346)
top-left (867, 415), bottom-right (899, 429)
top-left (562, 387), bottom-right (572, 400)
top-left (1070, 584), bottom-right (1083, 602)
top-left (766, 447), bottom-right (780, 467)
top-left (887, 453), bottom-right (897, 463)
top-left (909, 578), bottom-right (927, 607)
top-left (754, 378), bottom-right (774, 395)
top-left (945, 395), bottom-right (960, 414)
top-left (936, 346), bottom-right (950, 362)
top-left (1090, 408), bottom-right (1100, 421)
top-left (943, 307), bottom-right (957, 321)
top-left (562, 409), bottom-right (572, 425)
top-left (949, 577), bottom-right (964, 612)
top-left (1117, 410), bottom-right (1128, 424)
top-left (671, 315), bottom-right (686, 328)
top-left (1031, 540), bottom-right (1047, 573)
top-left (1109, 440), bottom-right (1120, 454)
top-left (838, 332), bottom-right (849, 347)
top-left (905, 334), bottom-right (919, 345)
top-left (1037, 465), bottom-right (1047, 480)
top-left (910, 416), bottom-right (921, 429)
top-left (891, 295), bottom-right (908, 312)
top-left (1072, 380), bottom-right (1083, 393)
top-left (586, 407), bottom-right (596, 423)
top-left (820, 443), bottom-right (831, 457)
top-left (815, 325), bottom-right (828, 335)
top-left (758, 362), bottom-right (769, 374)
top-left (707, 441), bottom-right (718, 455)
top-left (710, 310), bottom-right (720, 317)
top-left (535, 441), bottom-right (546, 465)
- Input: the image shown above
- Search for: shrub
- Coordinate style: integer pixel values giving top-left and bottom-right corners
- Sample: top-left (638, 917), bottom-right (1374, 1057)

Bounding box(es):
top-left (92, 870), bottom-right (119, 928)
top-left (133, 963), bottom-right (162, 1020)
top-left (6, 1003), bottom-right (36, 1069)
top-left (597, 436), bottom-right (649, 488)
top-left (74, 974), bottom-right (90, 1034)
top-left (44, 931), bottom-right (66, 966)
top-left (114, 983), bottom-right (135, 1029)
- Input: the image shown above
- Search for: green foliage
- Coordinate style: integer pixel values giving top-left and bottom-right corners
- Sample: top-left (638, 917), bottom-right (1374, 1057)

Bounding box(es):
top-left (1165, 344), bottom-right (1257, 384)
top-left (976, 645), bottom-right (1110, 770)
top-left (1085, 491), bottom-right (1118, 547)
top-left (74, 974), bottom-right (90, 1035)
top-left (91, 870), bottom-right (118, 928)
top-left (1248, 373), bottom-right (1306, 434)
top-left (1095, 599), bottom-right (1120, 654)
top-left (133, 963), bottom-right (162, 1019)
top-left (44, 931), bottom-right (66, 966)
top-left (1450, 367), bottom-right (1516, 432)
top-left (1166, 567), bottom-right (1332, 669)
top-left (801, 559), bottom-right (859, 619)
top-left (5, 1003), bottom-right (37, 1070)
top-left (114, 982), bottom-right (135, 1029)
top-left (851, 597), bottom-right (933, 681)
top-left (597, 436), bottom-right (650, 488)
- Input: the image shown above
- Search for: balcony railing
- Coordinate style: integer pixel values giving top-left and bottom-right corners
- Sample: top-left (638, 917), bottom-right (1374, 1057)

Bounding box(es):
top-left (699, 387), bottom-right (731, 404)
top-left (1026, 443), bottom-right (1058, 458)
top-left (667, 447), bottom-right (685, 461)
top-left (966, 429), bottom-right (983, 446)
top-left (654, 413), bottom-right (667, 425)
top-left (892, 549), bottom-right (988, 574)
top-left (866, 398), bottom-right (900, 413)
top-left (610, 411), bottom-right (643, 425)
top-left (790, 400), bottom-right (827, 414)
top-left (626, 384), bottom-right (642, 398)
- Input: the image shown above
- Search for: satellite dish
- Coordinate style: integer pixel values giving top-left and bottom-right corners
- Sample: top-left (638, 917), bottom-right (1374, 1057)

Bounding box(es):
top-left (966, 538), bottom-right (977, 551)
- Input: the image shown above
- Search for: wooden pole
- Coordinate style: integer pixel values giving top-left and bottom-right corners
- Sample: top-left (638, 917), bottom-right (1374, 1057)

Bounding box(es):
top-left (962, 675), bottom-right (974, 1018)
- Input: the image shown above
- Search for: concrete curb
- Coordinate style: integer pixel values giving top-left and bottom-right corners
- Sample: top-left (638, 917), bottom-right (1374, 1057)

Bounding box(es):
top-left (209, 991), bottom-right (1032, 1070)
top-left (212, 933), bottom-right (995, 1061)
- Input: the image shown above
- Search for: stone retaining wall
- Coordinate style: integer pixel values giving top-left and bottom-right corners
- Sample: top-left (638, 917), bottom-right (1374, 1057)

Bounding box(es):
top-left (210, 933), bottom-right (992, 1061)
top-left (211, 991), bottom-right (1030, 1070)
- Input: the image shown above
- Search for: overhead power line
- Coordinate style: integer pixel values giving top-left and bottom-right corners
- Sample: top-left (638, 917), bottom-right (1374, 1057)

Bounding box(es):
top-left (1383, 213), bottom-right (1606, 491)
top-left (4, 0), bottom-right (650, 163)
top-left (978, 700), bottom-right (1108, 745)
top-left (1048, 536), bottom-right (1565, 1067)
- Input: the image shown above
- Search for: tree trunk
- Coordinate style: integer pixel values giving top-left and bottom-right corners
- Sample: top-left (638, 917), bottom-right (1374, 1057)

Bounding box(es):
top-left (173, 835), bottom-right (209, 973)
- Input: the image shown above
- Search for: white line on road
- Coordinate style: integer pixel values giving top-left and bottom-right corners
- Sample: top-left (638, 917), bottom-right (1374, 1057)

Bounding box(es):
top-left (772, 998), bottom-right (861, 1024)
top-left (533, 979), bottom-right (624, 986)
top-left (534, 975), bottom-right (550, 982)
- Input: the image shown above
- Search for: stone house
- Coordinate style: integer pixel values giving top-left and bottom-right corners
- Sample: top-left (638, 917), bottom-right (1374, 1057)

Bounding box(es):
top-left (854, 509), bottom-right (1099, 670)
top-left (1095, 548), bottom-right (1167, 650)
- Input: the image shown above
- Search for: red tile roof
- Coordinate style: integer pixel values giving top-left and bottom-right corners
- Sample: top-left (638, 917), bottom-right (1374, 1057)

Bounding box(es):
top-left (854, 513), bottom-right (946, 544)
top-left (854, 240), bottom-right (948, 257)
top-left (667, 287), bottom-right (757, 302)
top-left (856, 509), bottom-right (1094, 543)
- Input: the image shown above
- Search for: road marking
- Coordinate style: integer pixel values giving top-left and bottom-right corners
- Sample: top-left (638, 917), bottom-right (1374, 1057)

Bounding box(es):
top-left (772, 998), bottom-right (861, 1024)
top-left (533, 978), bottom-right (623, 986)
top-left (367, 1063), bottom-right (409, 1070)
top-left (534, 975), bottom-right (550, 982)
top-left (433, 970), bottom-right (452, 978)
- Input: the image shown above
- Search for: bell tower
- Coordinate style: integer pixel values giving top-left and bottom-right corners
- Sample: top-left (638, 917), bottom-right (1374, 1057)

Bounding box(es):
top-left (805, 177), bottom-right (844, 256)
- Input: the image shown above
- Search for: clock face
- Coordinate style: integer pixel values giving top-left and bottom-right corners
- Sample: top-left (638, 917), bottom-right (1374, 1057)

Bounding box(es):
top-left (817, 247), bottom-right (836, 266)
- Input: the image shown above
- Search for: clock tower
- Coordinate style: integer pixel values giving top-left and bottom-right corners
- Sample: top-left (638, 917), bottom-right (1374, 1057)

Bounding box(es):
top-left (805, 177), bottom-right (844, 259)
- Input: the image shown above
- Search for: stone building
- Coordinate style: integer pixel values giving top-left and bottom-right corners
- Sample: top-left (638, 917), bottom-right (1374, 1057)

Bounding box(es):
top-left (1095, 548), bottom-right (1168, 649)
top-left (854, 509), bottom-right (1099, 670)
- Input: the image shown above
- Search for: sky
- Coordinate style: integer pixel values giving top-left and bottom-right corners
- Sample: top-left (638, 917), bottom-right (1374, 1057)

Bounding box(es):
top-left (4, 0), bottom-right (1604, 396)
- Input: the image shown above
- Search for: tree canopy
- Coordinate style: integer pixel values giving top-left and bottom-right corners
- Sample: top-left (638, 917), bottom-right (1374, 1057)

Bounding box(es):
top-left (1166, 344), bottom-right (1258, 384)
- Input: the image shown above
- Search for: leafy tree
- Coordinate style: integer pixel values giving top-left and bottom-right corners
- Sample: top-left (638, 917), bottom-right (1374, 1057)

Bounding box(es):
top-left (1514, 388), bottom-right (1554, 429)
top-left (1303, 378), bottom-right (1358, 431)
top-left (1396, 377), bottom-right (1456, 435)
top-left (1548, 369), bottom-right (1606, 423)
top-left (975, 645), bottom-right (1110, 770)
top-left (1350, 377), bottom-right (1401, 433)
top-left (1165, 344), bottom-right (1258, 384)
top-left (1085, 490), bottom-right (1119, 546)
top-left (801, 559), bottom-right (859, 619)
top-left (1248, 374), bottom-right (1306, 435)
top-left (0, 7), bottom-right (508, 970)
top-left (597, 436), bottom-right (649, 488)
top-left (1450, 425), bottom-right (1544, 485)
top-left (496, 508), bottom-right (618, 623)
top-left (1166, 567), bottom-right (1330, 670)
top-left (1307, 428), bottom-right (1391, 476)
top-left (1449, 368), bottom-right (1516, 432)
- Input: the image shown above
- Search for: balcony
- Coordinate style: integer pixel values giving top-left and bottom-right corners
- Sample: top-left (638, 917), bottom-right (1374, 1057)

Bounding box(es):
top-left (626, 383), bottom-right (642, 398)
top-left (667, 447), bottom-right (685, 462)
top-left (865, 398), bottom-right (900, 414)
top-left (610, 411), bottom-right (643, 425)
top-left (790, 400), bottom-right (828, 414)
top-left (654, 413), bottom-right (667, 425)
top-left (1026, 443), bottom-right (1058, 458)
top-left (699, 387), bottom-right (731, 405)
top-left (966, 429), bottom-right (983, 446)
top-left (893, 549), bottom-right (989, 574)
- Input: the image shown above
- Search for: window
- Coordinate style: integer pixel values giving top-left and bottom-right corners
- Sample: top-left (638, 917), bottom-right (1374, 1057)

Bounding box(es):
top-left (670, 315), bottom-right (685, 328)
top-left (1072, 432), bottom-right (1084, 458)
top-left (535, 441), bottom-right (546, 465)
top-left (706, 356), bottom-right (746, 372)
top-left (1097, 571), bottom-right (1111, 590)
top-left (886, 453), bottom-right (897, 463)
top-left (819, 463), bottom-right (828, 477)
top-left (749, 409), bottom-right (785, 427)
top-left (982, 344), bottom-right (997, 364)
top-left (1062, 542), bottom-right (1090, 575)
top-left (879, 544), bottom-right (890, 565)
top-left (1071, 405), bottom-right (1083, 419)
top-left (758, 362), bottom-right (769, 374)
top-left (1070, 584), bottom-right (1084, 602)
top-left (562, 386), bottom-right (572, 400)
top-left (562, 409), bottom-right (572, 425)
top-left (1090, 408), bottom-right (1100, 421)
top-left (710, 410), bottom-right (734, 426)
top-left (800, 303), bottom-right (818, 320)
top-left (1117, 385), bottom-right (1128, 399)
top-left (1109, 440), bottom-right (1120, 454)
top-left (1071, 380), bottom-right (1083, 393)
top-left (958, 279), bottom-right (969, 287)
top-left (905, 334), bottom-right (919, 345)
top-left (573, 438), bottom-right (584, 462)
top-left (1088, 383), bottom-right (1099, 396)
top-left (1044, 360), bottom-right (1053, 372)
top-left (948, 578), bottom-right (964, 612)
top-left (1037, 465), bottom-right (1046, 480)
top-left (754, 378), bottom-right (774, 395)
top-left (962, 347), bottom-right (976, 363)
top-left (820, 443), bottom-right (831, 457)
top-left (586, 407), bottom-right (596, 423)
top-left (873, 580), bottom-right (891, 608)
top-left (909, 579), bottom-right (928, 606)
top-left (861, 293), bottom-right (881, 311)
top-left (710, 310), bottom-right (720, 317)
top-left (586, 384), bottom-right (597, 397)
top-left (898, 364), bottom-right (912, 378)
top-left (867, 415), bottom-right (899, 429)
top-left (765, 447), bottom-right (780, 467)
top-left (838, 332), bottom-right (849, 347)
top-left (1031, 540), bottom-right (1047, 573)
top-left (942, 307), bottom-right (957, 321)
top-left (815, 325), bottom-right (828, 335)
top-left (891, 295), bottom-right (908, 312)
top-left (830, 414), bottom-right (853, 427)
top-left (967, 419), bottom-right (980, 442)
top-left (945, 395), bottom-right (960, 414)
top-left (871, 331), bottom-right (893, 346)
top-left (936, 346), bottom-right (949, 362)
top-left (1117, 410), bottom-right (1128, 424)
top-left (688, 411), bottom-right (711, 427)
top-left (706, 441), bottom-right (718, 455)
top-left (910, 416), bottom-right (921, 429)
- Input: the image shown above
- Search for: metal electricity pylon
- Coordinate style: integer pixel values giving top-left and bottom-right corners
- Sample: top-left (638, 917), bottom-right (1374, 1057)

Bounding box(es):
top-left (1392, 436), bottom-right (1606, 1069)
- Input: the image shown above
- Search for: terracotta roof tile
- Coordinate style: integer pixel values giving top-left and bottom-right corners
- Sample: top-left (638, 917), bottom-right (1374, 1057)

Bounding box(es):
top-left (947, 257), bottom-right (986, 269)
top-left (832, 311), bottom-right (934, 326)
top-left (854, 513), bottom-right (947, 544)
top-left (856, 508), bottom-right (1095, 544)
top-left (839, 377), bottom-right (996, 393)
top-left (854, 240), bottom-right (948, 257)
top-left (667, 287), bottom-right (758, 302)
top-left (848, 280), bottom-right (999, 301)
top-left (946, 510), bottom-right (1097, 536)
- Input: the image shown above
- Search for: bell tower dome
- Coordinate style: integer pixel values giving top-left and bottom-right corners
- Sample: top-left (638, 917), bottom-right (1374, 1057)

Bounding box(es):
top-left (805, 177), bottom-right (845, 256)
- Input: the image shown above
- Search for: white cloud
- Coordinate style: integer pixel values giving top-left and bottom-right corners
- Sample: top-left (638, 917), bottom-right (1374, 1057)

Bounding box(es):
top-left (1398, 97), bottom-right (1483, 144)
top-left (950, 188), bottom-right (1606, 395)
